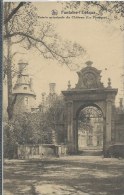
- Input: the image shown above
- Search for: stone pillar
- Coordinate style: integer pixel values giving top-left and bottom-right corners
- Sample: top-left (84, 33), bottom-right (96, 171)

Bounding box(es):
top-left (73, 118), bottom-right (77, 153)
top-left (111, 105), bottom-right (116, 144)
top-left (103, 117), bottom-right (106, 155)
top-left (105, 100), bottom-right (112, 148)
top-left (66, 101), bottom-right (75, 153)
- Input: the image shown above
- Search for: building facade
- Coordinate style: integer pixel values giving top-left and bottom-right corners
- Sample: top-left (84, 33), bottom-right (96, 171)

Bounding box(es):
top-left (12, 60), bottom-right (36, 115)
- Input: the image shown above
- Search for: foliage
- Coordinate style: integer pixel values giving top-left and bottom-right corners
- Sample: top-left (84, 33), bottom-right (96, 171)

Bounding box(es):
top-left (4, 2), bottom-right (85, 71)
top-left (44, 95), bottom-right (65, 143)
top-left (4, 2), bottom-right (85, 120)
top-left (63, 1), bottom-right (124, 30)
top-left (3, 122), bottom-right (18, 159)
top-left (3, 95), bottom-right (65, 158)
top-left (45, 95), bottom-right (65, 127)
top-left (11, 112), bottom-right (52, 145)
top-left (4, 112), bottom-right (50, 158)
top-left (64, 1), bottom-right (124, 18)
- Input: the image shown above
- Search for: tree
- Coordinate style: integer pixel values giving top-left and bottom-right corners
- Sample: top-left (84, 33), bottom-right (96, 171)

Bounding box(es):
top-left (63, 2), bottom-right (124, 30)
top-left (43, 94), bottom-right (66, 144)
top-left (3, 96), bottom-right (65, 158)
top-left (3, 122), bottom-right (17, 159)
top-left (4, 111), bottom-right (48, 158)
top-left (4, 2), bottom-right (85, 120)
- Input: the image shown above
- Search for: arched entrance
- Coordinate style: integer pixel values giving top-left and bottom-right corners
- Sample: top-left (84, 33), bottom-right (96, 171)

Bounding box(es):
top-left (77, 106), bottom-right (103, 153)
top-left (62, 61), bottom-right (118, 156)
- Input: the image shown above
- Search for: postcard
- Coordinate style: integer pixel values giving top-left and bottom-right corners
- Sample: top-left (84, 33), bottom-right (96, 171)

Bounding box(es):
top-left (3, 1), bottom-right (124, 195)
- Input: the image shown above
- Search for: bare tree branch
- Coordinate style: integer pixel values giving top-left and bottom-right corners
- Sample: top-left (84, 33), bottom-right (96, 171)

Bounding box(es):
top-left (4, 31), bottom-right (84, 61)
top-left (4, 2), bottom-right (27, 24)
top-left (11, 36), bottom-right (26, 45)
top-left (3, 2), bottom-right (85, 119)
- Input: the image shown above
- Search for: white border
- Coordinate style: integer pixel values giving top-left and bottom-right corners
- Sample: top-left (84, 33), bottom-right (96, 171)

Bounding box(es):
top-left (3, 0), bottom-right (124, 2)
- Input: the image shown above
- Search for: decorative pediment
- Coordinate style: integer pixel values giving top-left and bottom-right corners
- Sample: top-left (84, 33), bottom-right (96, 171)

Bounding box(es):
top-left (76, 61), bottom-right (104, 89)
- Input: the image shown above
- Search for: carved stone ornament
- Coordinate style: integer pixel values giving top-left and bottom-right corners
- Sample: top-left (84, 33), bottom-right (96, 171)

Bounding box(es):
top-left (76, 61), bottom-right (104, 89)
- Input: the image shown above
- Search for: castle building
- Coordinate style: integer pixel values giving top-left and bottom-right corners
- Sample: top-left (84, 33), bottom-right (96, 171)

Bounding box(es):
top-left (12, 60), bottom-right (36, 115)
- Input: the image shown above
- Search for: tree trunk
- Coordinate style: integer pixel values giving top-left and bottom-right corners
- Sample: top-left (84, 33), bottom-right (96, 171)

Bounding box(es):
top-left (6, 37), bottom-right (14, 120)
top-left (5, 15), bottom-right (14, 120)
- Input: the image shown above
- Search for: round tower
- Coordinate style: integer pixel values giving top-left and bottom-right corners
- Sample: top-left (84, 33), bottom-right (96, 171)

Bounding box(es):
top-left (12, 60), bottom-right (36, 115)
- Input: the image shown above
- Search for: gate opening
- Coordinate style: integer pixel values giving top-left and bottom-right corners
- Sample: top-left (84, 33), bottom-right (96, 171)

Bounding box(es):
top-left (78, 106), bottom-right (103, 153)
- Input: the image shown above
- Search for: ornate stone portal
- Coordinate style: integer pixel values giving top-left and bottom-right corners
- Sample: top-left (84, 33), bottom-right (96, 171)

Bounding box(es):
top-left (62, 61), bottom-right (118, 155)
top-left (76, 61), bottom-right (104, 89)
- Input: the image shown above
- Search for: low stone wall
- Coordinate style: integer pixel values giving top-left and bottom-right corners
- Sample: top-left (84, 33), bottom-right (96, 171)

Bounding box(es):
top-left (17, 144), bottom-right (67, 159)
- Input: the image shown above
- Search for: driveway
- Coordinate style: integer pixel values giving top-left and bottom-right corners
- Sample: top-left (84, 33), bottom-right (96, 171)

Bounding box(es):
top-left (3, 156), bottom-right (124, 195)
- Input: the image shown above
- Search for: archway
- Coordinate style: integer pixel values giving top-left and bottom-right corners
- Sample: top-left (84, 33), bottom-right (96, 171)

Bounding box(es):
top-left (77, 106), bottom-right (103, 153)
top-left (62, 61), bottom-right (118, 155)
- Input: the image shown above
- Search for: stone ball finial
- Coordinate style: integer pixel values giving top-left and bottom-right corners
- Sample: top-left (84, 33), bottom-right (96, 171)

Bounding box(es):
top-left (68, 80), bottom-right (71, 90)
top-left (85, 61), bottom-right (93, 67)
top-left (107, 78), bottom-right (112, 88)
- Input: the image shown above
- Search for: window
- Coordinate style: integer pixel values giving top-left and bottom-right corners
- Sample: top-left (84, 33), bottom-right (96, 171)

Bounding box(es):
top-left (25, 97), bottom-right (28, 105)
top-left (24, 87), bottom-right (27, 90)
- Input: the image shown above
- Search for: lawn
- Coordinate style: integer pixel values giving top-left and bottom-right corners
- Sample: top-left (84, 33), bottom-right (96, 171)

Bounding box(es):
top-left (3, 156), bottom-right (124, 195)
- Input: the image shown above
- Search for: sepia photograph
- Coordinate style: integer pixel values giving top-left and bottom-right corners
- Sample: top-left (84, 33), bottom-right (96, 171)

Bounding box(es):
top-left (3, 1), bottom-right (124, 195)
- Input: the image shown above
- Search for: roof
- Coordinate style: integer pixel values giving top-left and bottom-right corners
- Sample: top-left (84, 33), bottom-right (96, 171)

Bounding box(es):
top-left (13, 85), bottom-right (36, 96)
top-left (12, 75), bottom-right (36, 96)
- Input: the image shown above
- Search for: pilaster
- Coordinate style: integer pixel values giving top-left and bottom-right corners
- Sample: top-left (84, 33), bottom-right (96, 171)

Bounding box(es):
top-left (66, 101), bottom-right (75, 153)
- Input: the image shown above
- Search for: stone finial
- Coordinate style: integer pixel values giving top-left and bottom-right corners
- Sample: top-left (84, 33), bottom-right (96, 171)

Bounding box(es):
top-left (107, 78), bottom-right (112, 88)
top-left (85, 61), bottom-right (93, 67)
top-left (68, 80), bottom-right (71, 90)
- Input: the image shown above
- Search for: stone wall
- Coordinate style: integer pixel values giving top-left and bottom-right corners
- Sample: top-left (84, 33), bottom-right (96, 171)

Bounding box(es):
top-left (114, 112), bottom-right (124, 143)
top-left (17, 144), bottom-right (67, 159)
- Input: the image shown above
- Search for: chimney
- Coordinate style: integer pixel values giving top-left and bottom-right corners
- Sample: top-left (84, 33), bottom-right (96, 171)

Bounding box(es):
top-left (49, 83), bottom-right (56, 94)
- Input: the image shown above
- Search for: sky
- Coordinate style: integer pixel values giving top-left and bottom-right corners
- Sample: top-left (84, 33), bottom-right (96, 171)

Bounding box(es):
top-left (3, 2), bottom-right (124, 107)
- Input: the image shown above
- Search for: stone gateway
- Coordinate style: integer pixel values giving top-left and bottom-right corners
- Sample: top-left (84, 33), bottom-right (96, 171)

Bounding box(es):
top-left (62, 61), bottom-right (118, 155)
